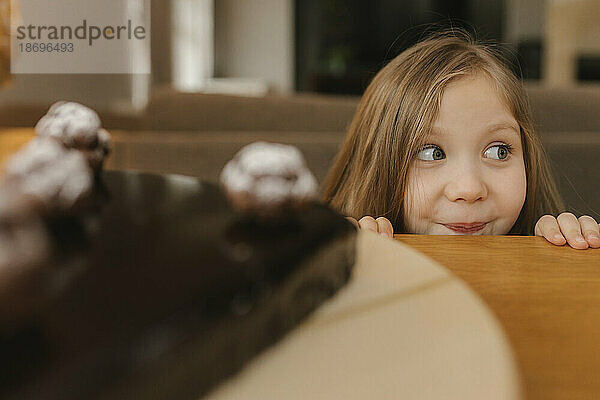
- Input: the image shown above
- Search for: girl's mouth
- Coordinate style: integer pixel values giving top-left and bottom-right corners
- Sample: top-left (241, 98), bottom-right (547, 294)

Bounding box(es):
top-left (443, 222), bottom-right (487, 234)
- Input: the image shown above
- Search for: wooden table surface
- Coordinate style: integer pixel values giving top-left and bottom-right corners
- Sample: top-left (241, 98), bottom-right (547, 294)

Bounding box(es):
top-left (395, 234), bottom-right (600, 400)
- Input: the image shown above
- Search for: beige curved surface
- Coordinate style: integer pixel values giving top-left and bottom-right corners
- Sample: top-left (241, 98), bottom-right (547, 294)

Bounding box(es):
top-left (203, 230), bottom-right (522, 400)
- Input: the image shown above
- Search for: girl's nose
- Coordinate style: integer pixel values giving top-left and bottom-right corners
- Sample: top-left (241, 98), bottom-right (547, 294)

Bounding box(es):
top-left (444, 167), bottom-right (488, 203)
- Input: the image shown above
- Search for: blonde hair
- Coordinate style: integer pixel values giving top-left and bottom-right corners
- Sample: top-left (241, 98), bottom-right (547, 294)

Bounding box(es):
top-left (322, 29), bottom-right (564, 235)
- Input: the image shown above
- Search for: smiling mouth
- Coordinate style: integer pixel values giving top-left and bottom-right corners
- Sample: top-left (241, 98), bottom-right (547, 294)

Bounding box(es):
top-left (443, 222), bottom-right (487, 233)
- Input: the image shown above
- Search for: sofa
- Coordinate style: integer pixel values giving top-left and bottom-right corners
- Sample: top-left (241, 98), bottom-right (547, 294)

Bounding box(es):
top-left (1, 83), bottom-right (599, 219)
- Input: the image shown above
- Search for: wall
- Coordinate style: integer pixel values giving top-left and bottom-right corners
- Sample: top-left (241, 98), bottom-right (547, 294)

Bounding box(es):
top-left (214, 0), bottom-right (294, 93)
top-left (504, 0), bottom-right (546, 43)
top-left (543, 0), bottom-right (600, 85)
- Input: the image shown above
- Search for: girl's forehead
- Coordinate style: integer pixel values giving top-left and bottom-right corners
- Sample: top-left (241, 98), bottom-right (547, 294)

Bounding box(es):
top-left (432, 75), bottom-right (519, 129)
top-left (439, 74), bottom-right (506, 109)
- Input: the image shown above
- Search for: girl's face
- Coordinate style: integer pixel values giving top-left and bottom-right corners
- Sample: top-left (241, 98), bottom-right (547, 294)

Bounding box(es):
top-left (403, 74), bottom-right (526, 235)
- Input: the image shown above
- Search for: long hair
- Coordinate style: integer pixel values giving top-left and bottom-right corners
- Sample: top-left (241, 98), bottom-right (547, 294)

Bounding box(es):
top-left (322, 29), bottom-right (564, 235)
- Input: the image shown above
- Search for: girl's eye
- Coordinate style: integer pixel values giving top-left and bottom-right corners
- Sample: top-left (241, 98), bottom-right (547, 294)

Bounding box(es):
top-left (484, 144), bottom-right (512, 160)
top-left (417, 145), bottom-right (445, 161)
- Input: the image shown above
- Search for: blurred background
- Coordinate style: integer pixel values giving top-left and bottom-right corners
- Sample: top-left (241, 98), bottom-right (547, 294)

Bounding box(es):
top-left (0, 0), bottom-right (599, 218)
top-left (1, 0), bottom-right (599, 108)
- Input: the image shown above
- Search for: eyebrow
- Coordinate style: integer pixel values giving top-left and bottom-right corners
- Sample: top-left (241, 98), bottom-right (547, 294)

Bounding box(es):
top-left (429, 121), bottom-right (520, 139)
top-left (485, 121), bottom-right (520, 135)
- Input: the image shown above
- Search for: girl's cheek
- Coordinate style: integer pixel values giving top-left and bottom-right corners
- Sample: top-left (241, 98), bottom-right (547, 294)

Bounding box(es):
top-left (490, 163), bottom-right (527, 228)
top-left (500, 163), bottom-right (527, 204)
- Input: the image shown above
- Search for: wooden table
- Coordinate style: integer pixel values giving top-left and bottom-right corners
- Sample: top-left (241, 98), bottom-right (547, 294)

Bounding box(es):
top-left (0, 128), bottom-right (33, 170)
top-left (396, 234), bottom-right (600, 400)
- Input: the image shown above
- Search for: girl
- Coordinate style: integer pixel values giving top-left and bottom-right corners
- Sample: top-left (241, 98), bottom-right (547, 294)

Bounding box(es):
top-left (323, 30), bottom-right (600, 250)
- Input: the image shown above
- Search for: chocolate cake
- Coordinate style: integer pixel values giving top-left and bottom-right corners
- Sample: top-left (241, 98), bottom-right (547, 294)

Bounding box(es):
top-left (0, 170), bottom-right (356, 400)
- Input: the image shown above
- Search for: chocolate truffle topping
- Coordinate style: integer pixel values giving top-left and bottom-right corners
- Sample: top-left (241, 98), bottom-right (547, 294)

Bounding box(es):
top-left (4, 138), bottom-right (93, 211)
top-left (220, 142), bottom-right (318, 215)
top-left (35, 101), bottom-right (111, 170)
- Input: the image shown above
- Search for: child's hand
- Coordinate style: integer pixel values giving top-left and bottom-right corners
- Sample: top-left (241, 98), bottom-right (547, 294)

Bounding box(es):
top-left (345, 216), bottom-right (394, 239)
top-left (534, 212), bottom-right (600, 249)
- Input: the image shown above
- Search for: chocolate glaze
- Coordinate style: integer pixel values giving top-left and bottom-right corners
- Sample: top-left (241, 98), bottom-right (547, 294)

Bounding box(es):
top-left (0, 170), bottom-right (356, 400)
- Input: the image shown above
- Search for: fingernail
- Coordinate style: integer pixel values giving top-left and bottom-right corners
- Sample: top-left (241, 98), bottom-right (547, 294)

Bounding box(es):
top-left (554, 233), bottom-right (564, 241)
top-left (380, 232), bottom-right (389, 237)
top-left (575, 236), bottom-right (587, 243)
top-left (590, 234), bottom-right (600, 241)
